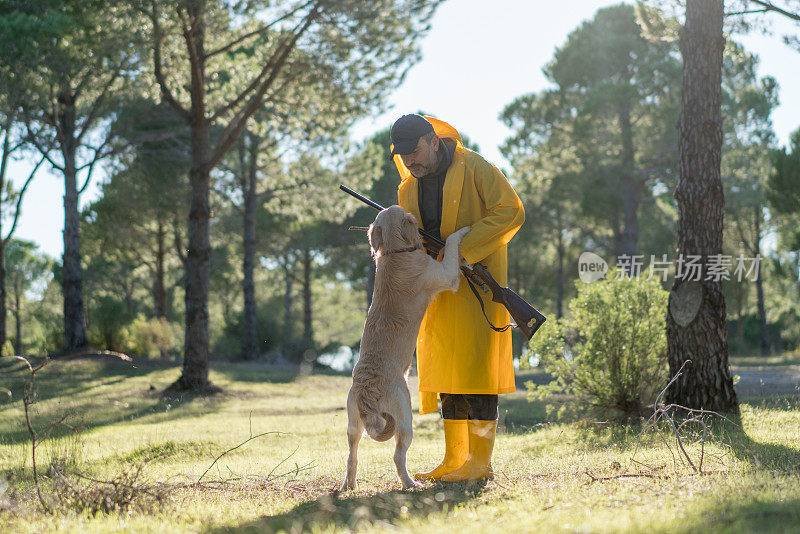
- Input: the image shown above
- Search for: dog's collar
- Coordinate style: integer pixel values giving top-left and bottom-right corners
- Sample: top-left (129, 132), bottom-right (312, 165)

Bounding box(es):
top-left (383, 246), bottom-right (420, 255)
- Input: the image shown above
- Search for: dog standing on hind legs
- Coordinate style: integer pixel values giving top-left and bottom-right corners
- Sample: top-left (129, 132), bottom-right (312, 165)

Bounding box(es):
top-left (340, 205), bottom-right (469, 491)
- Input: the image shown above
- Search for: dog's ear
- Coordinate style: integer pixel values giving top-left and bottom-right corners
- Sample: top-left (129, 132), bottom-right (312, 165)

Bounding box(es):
top-left (368, 223), bottom-right (383, 255)
top-left (402, 212), bottom-right (419, 243)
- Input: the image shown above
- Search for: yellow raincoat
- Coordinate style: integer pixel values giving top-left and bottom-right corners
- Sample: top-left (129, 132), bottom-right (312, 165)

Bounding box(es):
top-left (393, 117), bottom-right (525, 414)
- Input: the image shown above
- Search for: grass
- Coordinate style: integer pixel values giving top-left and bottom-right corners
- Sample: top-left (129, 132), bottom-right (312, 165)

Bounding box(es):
top-left (0, 356), bottom-right (798, 533)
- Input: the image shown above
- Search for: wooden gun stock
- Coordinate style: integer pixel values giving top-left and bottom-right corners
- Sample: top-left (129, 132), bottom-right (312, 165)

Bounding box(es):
top-left (470, 264), bottom-right (547, 340)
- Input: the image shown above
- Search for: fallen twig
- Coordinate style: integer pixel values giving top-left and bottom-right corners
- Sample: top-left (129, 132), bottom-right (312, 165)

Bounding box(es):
top-left (55, 348), bottom-right (133, 361)
top-left (13, 356), bottom-right (52, 512)
top-left (198, 412), bottom-right (287, 482)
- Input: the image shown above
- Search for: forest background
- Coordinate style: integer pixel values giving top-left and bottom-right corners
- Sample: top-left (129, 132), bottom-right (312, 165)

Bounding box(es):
top-left (1, 0), bottom-right (799, 374)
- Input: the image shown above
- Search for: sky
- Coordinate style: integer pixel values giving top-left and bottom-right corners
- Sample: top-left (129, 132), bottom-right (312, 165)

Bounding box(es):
top-left (7, 0), bottom-right (800, 259)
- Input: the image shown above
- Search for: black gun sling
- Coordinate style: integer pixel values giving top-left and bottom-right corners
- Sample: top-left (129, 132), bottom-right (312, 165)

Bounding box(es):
top-left (463, 273), bottom-right (512, 334)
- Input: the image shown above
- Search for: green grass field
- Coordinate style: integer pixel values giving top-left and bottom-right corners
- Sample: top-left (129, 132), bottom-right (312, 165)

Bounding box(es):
top-left (1, 356), bottom-right (800, 533)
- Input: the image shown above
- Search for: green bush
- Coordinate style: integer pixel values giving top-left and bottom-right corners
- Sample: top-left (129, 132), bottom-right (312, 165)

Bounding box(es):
top-left (87, 297), bottom-right (135, 351)
top-left (527, 270), bottom-right (669, 419)
top-left (726, 309), bottom-right (799, 355)
top-left (212, 303), bottom-right (282, 359)
top-left (124, 316), bottom-right (181, 359)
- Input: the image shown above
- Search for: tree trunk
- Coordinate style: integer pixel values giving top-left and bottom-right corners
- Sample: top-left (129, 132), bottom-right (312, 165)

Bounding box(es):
top-left (241, 136), bottom-right (259, 360)
top-left (153, 220), bottom-right (168, 319)
top-left (735, 280), bottom-right (745, 348)
top-left (59, 93), bottom-right (87, 352)
top-left (0, 240), bottom-right (5, 354)
top-left (13, 283), bottom-right (21, 356)
top-left (618, 105), bottom-right (640, 263)
top-left (610, 211), bottom-right (623, 262)
top-left (0, 124), bottom-right (9, 353)
top-left (282, 261), bottom-right (294, 357)
top-left (176, 130), bottom-right (212, 389)
top-left (666, 0), bottom-right (738, 412)
top-left (171, 2), bottom-right (215, 391)
top-left (123, 282), bottom-right (134, 315)
top-left (753, 205), bottom-right (769, 355)
top-left (556, 210), bottom-right (565, 320)
top-left (795, 252), bottom-right (800, 303)
top-left (302, 247), bottom-right (313, 352)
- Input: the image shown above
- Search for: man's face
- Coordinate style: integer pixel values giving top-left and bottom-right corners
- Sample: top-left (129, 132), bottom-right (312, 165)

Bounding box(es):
top-left (400, 135), bottom-right (439, 178)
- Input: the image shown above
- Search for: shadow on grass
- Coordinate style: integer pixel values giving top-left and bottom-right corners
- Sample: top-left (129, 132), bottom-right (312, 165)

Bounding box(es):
top-left (558, 404), bottom-right (800, 471)
top-left (0, 355), bottom-right (166, 405)
top-left (679, 499), bottom-right (800, 533)
top-left (211, 361), bottom-right (347, 384)
top-left (697, 498), bottom-right (800, 533)
top-left (0, 357), bottom-right (227, 446)
top-left (710, 413), bottom-right (800, 472)
top-left (211, 483), bottom-right (487, 534)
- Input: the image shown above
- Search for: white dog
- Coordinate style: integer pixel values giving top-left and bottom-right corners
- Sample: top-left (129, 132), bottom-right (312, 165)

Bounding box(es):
top-left (340, 205), bottom-right (469, 491)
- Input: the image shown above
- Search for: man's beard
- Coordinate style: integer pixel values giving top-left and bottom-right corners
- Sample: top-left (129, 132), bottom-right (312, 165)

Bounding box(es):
top-left (409, 164), bottom-right (432, 178)
top-left (408, 151), bottom-right (441, 178)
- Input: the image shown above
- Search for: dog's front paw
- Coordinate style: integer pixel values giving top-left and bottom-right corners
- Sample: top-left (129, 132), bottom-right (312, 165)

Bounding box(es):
top-left (447, 226), bottom-right (470, 245)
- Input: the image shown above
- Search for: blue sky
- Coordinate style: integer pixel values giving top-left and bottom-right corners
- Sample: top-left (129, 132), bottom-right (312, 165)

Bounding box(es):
top-left (8, 0), bottom-right (800, 259)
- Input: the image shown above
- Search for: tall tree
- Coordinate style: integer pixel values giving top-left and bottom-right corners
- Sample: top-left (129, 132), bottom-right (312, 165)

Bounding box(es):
top-left (767, 128), bottom-right (800, 233)
top-left (215, 90), bottom-right (350, 360)
top-left (502, 4), bottom-right (683, 284)
top-left (266, 147), bottom-right (380, 354)
top-left (501, 99), bottom-right (589, 319)
top-left (4, 239), bottom-right (52, 355)
top-left (84, 102), bottom-right (189, 320)
top-left (767, 127), bottom-right (800, 305)
top-left (724, 145), bottom-right (774, 355)
top-left (0, 10), bottom-right (47, 354)
top-left (136, 0), bottom-right (440, 390)
top-left (665, 0), bottom-right (738, 412)
top-left (0, 119), bottom-right (42, 353)
top-left (721, 42), bottom-right (779, 355)
top-left (0, 0), bottom-right (144, 351)
top-left (332, 129), bottom-right (404, 313)
top-left (542, 4), bottom-right (682, 259)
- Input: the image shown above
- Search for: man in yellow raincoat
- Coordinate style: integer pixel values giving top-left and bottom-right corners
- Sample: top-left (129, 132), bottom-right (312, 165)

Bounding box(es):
top-left (389, 114), bottom-right (524, 481)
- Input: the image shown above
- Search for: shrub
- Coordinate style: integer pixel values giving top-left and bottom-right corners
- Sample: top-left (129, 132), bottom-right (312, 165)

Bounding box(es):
top-left (726, 309), bottom-right (799, 355)
top-left (125, 316), bottom-right (181, 359)
top-left (87, 297), bottom-right (135, 351)
top-left (527, 270), bottom-right (669, 419)
top-left (211, 303), bottom-right (282, 359)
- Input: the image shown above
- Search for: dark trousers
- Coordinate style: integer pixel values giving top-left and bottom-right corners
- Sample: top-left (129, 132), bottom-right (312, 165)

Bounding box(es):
top-left (440, 393), bottom-right (498, 421)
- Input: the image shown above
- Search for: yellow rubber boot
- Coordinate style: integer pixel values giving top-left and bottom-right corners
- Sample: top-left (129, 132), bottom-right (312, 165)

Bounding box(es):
top-left (414, 419), bottom-right (469, 481)
top-left (439, 420), bottom-right (496, 482)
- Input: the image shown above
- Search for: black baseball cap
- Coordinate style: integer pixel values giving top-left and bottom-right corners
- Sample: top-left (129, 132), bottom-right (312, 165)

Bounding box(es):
top-left (390, 114), bottom-right (434, 156)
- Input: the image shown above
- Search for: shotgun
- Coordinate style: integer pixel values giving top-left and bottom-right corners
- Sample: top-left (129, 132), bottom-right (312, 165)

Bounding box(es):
top-left (340, 184), bottom-right (546, 340)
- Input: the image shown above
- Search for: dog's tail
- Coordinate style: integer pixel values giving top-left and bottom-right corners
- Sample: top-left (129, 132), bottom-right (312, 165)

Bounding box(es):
top-left (352, 364), bottom-right (396, 442)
